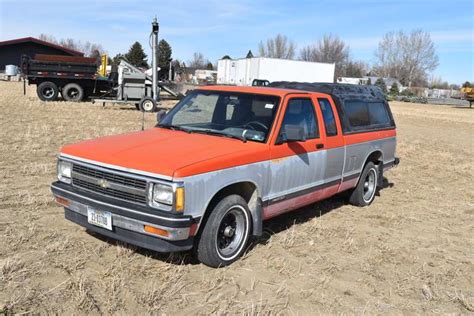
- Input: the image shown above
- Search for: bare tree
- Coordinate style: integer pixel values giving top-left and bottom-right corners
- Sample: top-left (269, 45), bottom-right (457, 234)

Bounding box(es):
top-left (38, 33), bottom-right (106, 58)
top-left (344, 60), bottom-right (368, 78)
top-left (258, 34), bottom-right (296, 59)
top-left (373, 29), bottom-right (438, 87)
top-left (39, 33), bottom-right (57, 44)
top-left (188, 52), bottom-right (211, 69)
top-left (299, 34), bottom-right (349, 78)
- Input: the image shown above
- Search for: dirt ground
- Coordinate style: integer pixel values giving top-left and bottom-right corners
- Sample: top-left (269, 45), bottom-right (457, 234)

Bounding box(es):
top-left (0, 81), bottom-right (472, 314)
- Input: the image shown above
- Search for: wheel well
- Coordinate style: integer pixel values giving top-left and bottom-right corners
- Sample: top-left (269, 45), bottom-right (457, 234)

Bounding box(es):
top-left (365, 150), bottom-right (383, 187)
top-left (366, 150), bottom-right (383, 165)
top-left (198, 182), bottom-right (259, 235)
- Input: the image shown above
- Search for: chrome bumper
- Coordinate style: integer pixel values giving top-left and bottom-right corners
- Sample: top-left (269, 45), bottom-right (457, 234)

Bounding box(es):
top-left (64, 197), bottom-right (191, 241)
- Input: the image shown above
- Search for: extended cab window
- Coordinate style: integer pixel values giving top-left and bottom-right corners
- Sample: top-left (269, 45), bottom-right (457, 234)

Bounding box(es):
top-left (318, 98), bottom-right (337, 136)
top-left (159, 90), bottom-right (280, 142)
top-left (281, 98), bottom-right (319, 139)
top-left (343, 100), bottom-right (391, 130)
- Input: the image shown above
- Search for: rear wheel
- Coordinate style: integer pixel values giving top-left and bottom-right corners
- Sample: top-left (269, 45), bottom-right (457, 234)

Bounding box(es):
top-left (62, 83), bottom-right (84, 102)
top-left (196, 195), bottom-right (251, 267)
top-left (348, 161), bottom-right (378, 206)
top-left (37, 81), bottom-right (59, 101)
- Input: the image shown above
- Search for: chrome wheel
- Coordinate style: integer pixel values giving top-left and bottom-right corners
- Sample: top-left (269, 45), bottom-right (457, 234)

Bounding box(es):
top-left (215, 206), bottom-right (248, 260)
top-left (66, 88), bottom-right (80, 100)
top-left (43, 87), bottom-right (54, 98)
top-left (363, 168), bottom-right (377, 202)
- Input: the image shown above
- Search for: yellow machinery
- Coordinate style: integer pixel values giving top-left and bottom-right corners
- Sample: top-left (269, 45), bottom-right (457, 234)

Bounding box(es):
top-left (460, 87), bottom-right (474, 107)
top-left (98, 54), bottom-right (108, 77)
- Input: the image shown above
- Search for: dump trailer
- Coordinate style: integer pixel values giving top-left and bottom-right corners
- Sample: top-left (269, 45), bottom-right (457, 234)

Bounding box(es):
top-left (21, 54), bottom-right (115, 102)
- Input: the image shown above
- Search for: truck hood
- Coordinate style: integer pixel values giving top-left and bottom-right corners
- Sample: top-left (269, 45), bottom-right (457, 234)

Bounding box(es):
top-left (61, 128), bottom-right (269, 178)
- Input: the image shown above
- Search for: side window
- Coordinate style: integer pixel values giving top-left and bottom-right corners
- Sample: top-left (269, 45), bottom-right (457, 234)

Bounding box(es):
top-left (281, 98), bottom-right (319, 139)
top-left (369, 102), bottom-right (390, 125)
top-left (318, 98), bottom-right (338, 136)
top-left (343, 100), bottom-right (391, 130)
top-left (344, 101), bottom-right (370, 127)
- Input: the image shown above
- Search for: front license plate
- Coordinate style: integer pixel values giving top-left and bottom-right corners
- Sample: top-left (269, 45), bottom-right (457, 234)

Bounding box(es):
top-left (87, 207), bottom-right (112, 231)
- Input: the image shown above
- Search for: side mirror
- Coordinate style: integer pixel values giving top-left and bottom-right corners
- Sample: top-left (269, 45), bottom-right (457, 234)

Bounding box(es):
top-left (156, 110), bottom-right (166, 124)
top-left (278, 125), bottom-right (306, 143)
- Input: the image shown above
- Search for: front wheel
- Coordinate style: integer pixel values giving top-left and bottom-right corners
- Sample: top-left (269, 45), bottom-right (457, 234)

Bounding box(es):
top-left (348, 161), bottom-right (378, 206)
top-left (196, 195), bottom-right (251, 267)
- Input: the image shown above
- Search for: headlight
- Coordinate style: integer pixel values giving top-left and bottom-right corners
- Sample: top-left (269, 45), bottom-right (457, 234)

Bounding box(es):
top-left (57, 160), bottom-right (72, 184)
top-left (148, 183), bottom-right (185, 212)
top-left (151, 183), bottom-right (174, 206)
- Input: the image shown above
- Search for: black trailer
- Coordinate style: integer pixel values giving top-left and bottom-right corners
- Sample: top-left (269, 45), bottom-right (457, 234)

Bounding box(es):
top-left (21, 54), bottom-right (116, 102)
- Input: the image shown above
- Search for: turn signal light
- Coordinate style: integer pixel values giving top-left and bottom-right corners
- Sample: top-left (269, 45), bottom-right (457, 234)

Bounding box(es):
top-left (175, 187), bottom-right (185, 212)
top-left (55, 196), bottom-right (70, 207)
top-left (144, 225), bottom-right (169, 237)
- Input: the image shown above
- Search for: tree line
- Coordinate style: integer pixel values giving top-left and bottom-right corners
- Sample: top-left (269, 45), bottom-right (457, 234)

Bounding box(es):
top-left (257, 29), bottom-right (440, 88)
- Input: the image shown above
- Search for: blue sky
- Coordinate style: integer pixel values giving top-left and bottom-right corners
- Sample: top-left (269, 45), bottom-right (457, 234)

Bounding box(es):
top-left (1, 0), bottom-right (472, 84)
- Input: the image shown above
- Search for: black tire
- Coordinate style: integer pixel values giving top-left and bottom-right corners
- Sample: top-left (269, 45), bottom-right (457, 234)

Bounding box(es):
top-left (196, 195), bottom-right (252, 267)
top-left (62, 83), bottom-right (84, 102)
top-left (37, 81), bottom-right (59, 101)
top-left (139, 97), bottom-right (157, 112)
top-left (348, 161), bottom-right (379, 206)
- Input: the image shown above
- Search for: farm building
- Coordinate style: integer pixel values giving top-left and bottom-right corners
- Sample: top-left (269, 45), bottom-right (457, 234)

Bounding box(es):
top-left (0, 37), bottom-right (84, 71)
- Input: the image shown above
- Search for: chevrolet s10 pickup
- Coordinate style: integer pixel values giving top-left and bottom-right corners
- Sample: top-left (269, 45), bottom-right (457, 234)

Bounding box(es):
top-left (51, 82), bottom-right (399, 267)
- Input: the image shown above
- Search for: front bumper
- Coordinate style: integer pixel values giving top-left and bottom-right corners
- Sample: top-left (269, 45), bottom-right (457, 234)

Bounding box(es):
top-left (51, 181), bottom-right (197, 253)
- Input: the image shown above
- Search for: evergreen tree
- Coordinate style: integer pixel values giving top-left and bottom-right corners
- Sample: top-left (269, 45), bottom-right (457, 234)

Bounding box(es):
top-left (367, 77), bottom-right (372, 85)
top-left (158, 39), bottom-right (172, 80)
top-left (125, 42), bottom-right (148, 68)
top-left (462, 81), bottom-right (471, 88)
top-left (206, 62), bottom-right (214, 70)
top-left (374, 78), bottom-right (387, 94)
top-left (246, 50), bottom-right (254, 58)
top-left (389, 82), bottom-right (399, 95)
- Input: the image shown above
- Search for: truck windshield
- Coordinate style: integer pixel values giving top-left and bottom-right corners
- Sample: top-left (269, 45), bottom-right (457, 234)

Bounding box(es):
top-left (158, 90), bottom-right (280, 143)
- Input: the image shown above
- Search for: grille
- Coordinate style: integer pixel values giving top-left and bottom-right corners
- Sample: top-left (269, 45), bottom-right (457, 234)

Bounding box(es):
top-left (72, 164), bottom-right (147, 204)
top-left (73, 164), bottom-right (147, 189)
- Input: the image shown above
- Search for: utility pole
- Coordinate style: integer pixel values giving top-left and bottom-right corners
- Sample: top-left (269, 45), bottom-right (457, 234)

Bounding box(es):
top-left (151, 17), bottom-right (159, 101)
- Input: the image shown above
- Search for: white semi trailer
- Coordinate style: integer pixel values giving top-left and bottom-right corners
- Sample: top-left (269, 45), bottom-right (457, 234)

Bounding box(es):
top-left (217, 57), bottom-right (335, 86)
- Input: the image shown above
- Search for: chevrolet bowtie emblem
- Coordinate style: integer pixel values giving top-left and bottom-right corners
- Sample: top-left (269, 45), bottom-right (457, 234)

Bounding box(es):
top-left (98, 178), bottom-right (109, 188)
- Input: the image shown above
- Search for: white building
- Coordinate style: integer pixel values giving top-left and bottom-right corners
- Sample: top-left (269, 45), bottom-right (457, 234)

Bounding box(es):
top-left (217, 57), bottom-right (335, 86)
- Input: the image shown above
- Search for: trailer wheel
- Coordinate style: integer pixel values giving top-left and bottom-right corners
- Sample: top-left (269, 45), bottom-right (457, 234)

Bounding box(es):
top-left (37, 81), bottom-right (59, 101)
top-left (62, 83), bottom-right (84, 102)
top-left (139, 97), bottom-right (157, 112)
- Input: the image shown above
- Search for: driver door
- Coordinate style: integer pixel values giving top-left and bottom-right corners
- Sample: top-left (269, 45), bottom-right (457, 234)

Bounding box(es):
top-left (265, 95), bottom-right (326, 218)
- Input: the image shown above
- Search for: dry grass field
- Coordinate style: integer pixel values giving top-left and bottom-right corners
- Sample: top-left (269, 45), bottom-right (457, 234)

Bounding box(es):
top-left (0, 81), bottom-right (473, 314)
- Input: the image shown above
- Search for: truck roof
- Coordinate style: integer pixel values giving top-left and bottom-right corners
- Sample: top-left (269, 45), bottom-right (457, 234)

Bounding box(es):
top-left (196, 84), bottom-right (325, 97)
top-left (268, 82), bottom-right (386, 102)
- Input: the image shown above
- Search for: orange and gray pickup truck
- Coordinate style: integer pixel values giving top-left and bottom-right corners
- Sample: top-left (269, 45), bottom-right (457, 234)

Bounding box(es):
top-left (51, 82), bottom-right (399, 267)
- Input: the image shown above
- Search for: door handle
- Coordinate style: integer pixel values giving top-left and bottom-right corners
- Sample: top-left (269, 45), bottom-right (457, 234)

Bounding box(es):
top-left (316, 143), bottom-right (324, 149)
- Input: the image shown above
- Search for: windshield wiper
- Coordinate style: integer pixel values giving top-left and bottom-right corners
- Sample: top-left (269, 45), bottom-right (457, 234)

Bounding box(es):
top-left (157, 124), bottom-right (193, 133)
top-left (195, 129), bottom-right (247, 143)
